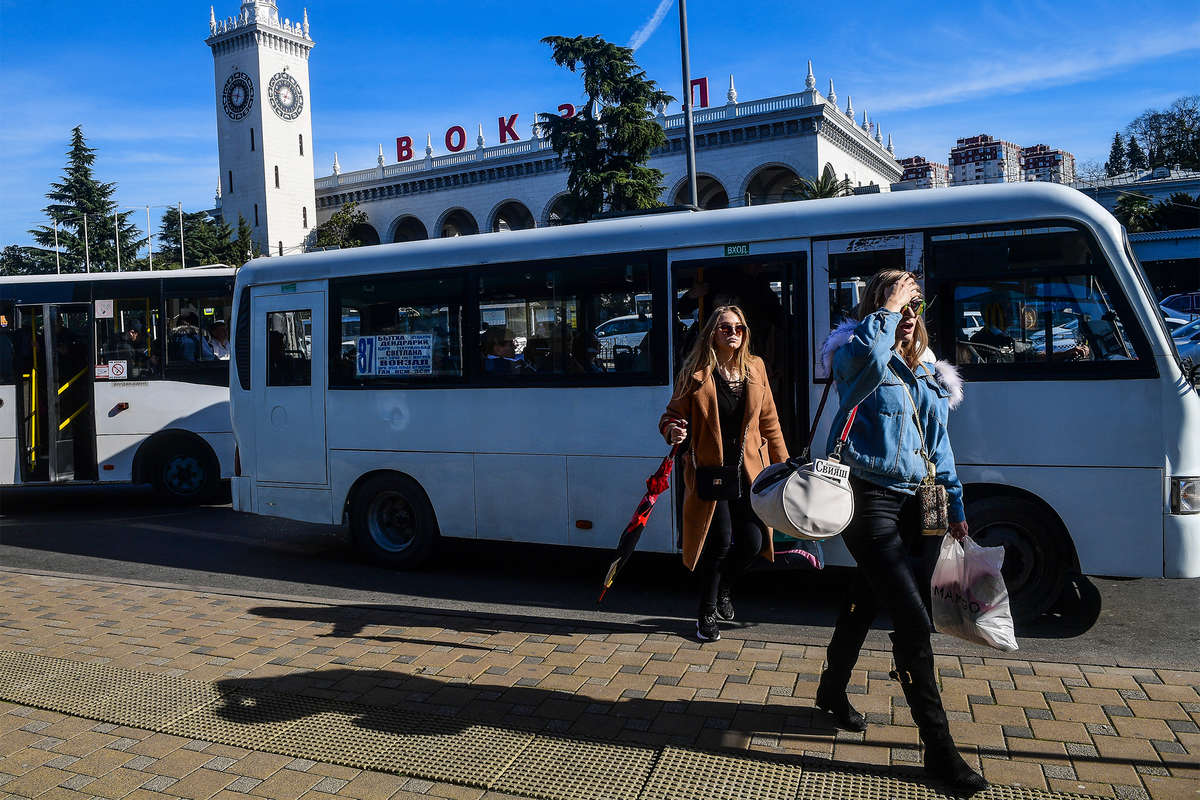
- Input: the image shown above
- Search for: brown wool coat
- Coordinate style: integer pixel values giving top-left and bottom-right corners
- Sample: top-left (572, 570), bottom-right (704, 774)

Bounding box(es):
top-left (659, 356), bottom-right (790, 571)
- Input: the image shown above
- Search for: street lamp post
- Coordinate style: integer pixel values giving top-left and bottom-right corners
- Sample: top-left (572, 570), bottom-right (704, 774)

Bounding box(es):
top-left (114, 211), bottom-right (122, 272)
top-left (53, 221), bottom-right (61, 275)
top-left (678, 0), bottom-right (698, 210)
top-left (178, 202), bottom-right (186, 269)
top-left (82, 214), bottom-right (90, 273)
top-left (146, 206), bottom-right (154, 271)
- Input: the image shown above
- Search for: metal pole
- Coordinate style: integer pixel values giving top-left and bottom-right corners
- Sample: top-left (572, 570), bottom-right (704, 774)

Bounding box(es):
top-left (114, 211), bottom-right (122, 272)
top-left (82, 214), bottom-right (90, 273)
top-left (53, 220), bottom-right (61, 274)
top-left (178, 202), bottom-right (186, 268)
top-left (146, 206), bottom-right (154, 270)
top-left (678, 0), bottom-right (698, 209)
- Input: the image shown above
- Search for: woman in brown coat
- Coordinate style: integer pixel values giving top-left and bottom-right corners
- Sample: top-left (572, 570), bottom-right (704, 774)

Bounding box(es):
top-left (659, 305), bottom-right (789, 641)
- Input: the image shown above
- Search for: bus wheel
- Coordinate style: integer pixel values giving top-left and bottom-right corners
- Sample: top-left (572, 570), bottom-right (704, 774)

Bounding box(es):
top-left (151, 440), bottom-right (219, 503)
top-left (966, 497), bottom-right (1071, 624)
top-left (349, 474), bottom-right (437, 569)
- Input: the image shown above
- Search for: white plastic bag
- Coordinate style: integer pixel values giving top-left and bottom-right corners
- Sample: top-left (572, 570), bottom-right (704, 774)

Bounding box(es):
top-left (930, 534), bottom-right (1018, 652)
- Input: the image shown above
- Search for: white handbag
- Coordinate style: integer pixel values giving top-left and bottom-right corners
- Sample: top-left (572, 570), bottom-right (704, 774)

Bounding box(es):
top-left (751, 382), bottom-right (858, 541)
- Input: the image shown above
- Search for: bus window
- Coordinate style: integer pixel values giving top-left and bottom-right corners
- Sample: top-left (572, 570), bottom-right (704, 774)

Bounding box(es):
top-left (334, 274), bottom-right (464, 385)
top-left (165, 296), bottom-right (233, 363)
top-left (478, 259), bottom-right (655, 378)
top-left (266, 310), bottom-right (311, 387)
top-left (931, 226), bottom-right (1147, 372)
top-left (95, 297), bottom-right (162, 379)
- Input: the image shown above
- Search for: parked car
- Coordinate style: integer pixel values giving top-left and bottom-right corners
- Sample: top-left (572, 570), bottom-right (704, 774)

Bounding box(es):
top-left (1173, 317), bottom-right (1200, 363)
top-left (960, 310), bottom-right (984, 338)
top-left (1162, 292), bottom-right (1200, 320)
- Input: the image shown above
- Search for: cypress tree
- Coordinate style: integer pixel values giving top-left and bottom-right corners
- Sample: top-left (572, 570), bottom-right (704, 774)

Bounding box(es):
top-left (29, 126), bottom-right (144, 272)
top-left (1126, 136), bottom-right (1148, 172)
top-left (1105, 132), bottom-right (1126, 177)
top-left (234, 214), bottom-right (258, 265)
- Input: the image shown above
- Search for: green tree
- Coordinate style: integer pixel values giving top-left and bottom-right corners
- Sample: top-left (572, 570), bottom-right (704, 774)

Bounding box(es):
top-left (537, 35), bottom-right (673, 220)
top-left (156, 208), bottom-right (234, 268)
top-left (1105, 132), bottom-right (1126, 177)
top-left (1113, 193), bottom-right (1155, 232)
top-left (1126, 136), bottom-right (1148, 172)
top-left (233, 214), bottom-right (258, 265)
top-left (0, 245), bottom-right (58, 276)
top-left (1151, 192), bottom-right (1200, 231)
top-left (790, 165), bottom-right (853, 200)
top-left (312, 201), bottom-right (369, 249)
top-left (29, 126), bottom-right (144, 272)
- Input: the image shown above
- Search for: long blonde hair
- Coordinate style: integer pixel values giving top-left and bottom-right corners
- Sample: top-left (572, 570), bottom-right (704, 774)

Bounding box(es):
top-left (856, 269), bottom-right (928, 370)
top-left (673, 305), bottom-right (752, 396)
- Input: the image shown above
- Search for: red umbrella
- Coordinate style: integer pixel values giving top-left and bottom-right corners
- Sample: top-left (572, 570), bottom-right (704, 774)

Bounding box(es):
top-left (598, 443), bottom-right (681, 603)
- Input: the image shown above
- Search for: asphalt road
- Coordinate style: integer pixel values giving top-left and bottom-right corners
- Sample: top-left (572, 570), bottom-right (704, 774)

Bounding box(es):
top-left (1, 485), bottom-right (1197, 670)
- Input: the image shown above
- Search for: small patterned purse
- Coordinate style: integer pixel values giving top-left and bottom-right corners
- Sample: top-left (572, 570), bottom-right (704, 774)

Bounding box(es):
top-left (893, 368), bottom-right (950, 536)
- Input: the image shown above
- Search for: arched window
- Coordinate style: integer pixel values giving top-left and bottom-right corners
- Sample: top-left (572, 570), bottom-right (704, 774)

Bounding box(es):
top-left (254, 204), bottom-right (258, 226)
top-left (250, 128), bottom-right (255, 151)
top-left (299, 134), bottom-right (304, 156)
top-left (302, 207), bottom-right (308, 228)
top-left (228, 170), bottom-right (234, 194)
top-left (278, 241), bottom-right (283, 256)
top-left (274, 165), bottom-right (280, 188)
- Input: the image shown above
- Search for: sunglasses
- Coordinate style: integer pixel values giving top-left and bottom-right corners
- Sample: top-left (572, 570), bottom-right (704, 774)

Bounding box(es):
top-left (906, 298), bottom-right (926, 316)
top-left (716, 323), bottom-right (747, 335)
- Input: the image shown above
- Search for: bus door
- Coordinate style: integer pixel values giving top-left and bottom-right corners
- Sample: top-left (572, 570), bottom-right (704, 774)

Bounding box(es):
top-left (0, 302), bottom-right (16, 482)
top-left (670, 252), bottom-right (806, 446)
top-left (252, 292), bottom-right (327, 485)
top-left (14, 303), bottom-right (97, 483)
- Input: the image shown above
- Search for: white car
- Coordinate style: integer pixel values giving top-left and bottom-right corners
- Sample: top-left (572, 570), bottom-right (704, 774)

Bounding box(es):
top-left (594, 314), bottom-right (653, 364)
top-left (1173, 317), bottom-right (1200, 363)
top-left (1160, 304), bottom-right (1191, 333)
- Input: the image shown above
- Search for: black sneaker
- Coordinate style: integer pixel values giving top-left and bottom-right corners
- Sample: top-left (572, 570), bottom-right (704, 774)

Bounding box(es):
top-left (696, 612), bottom-right (721, 642)
top-left (715, 590), bottom-right (735, 621)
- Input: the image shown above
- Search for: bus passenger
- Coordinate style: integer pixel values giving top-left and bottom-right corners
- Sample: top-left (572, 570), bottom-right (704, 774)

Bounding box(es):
top-left (659, 306), bottom-right (789, 643)
top-left (819, 270), bottom-right (986, 795)
top-left (482, 327), bottom-right (532, 374)
top-left (207, 321), bottom-right (231, 360)
top-left (567, 332), bottom-right (605, 374)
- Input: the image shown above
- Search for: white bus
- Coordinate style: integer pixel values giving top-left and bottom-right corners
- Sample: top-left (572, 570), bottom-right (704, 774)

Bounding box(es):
top-left (228, 183), bottom-right (1199, 620)
top-left (0, 267), bottom-right (237, 500)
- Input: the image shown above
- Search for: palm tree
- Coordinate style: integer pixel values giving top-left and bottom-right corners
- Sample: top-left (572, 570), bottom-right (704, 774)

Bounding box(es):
top-left (790, 166), bottom-right (853, 200)
top-left (1113, 194), bottom-right (1156, 233)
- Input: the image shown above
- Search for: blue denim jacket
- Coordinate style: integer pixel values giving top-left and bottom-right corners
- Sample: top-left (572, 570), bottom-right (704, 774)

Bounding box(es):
top-left (822, 310), bottom-right (967, 523)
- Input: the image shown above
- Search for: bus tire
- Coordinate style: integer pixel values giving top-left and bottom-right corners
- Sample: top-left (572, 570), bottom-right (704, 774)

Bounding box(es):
top-left (148, 437), bottom-right (220, 504)
top-left (349, 474), bottom-right (437, 569)
top-left (965, 496), bottom-right (1071, 624)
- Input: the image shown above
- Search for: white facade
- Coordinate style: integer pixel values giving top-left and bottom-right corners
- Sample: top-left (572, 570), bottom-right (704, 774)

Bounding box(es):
top-left (312, 66), bottom-right (904, 243)
top-left (208, 0), bottom-right (316, 257)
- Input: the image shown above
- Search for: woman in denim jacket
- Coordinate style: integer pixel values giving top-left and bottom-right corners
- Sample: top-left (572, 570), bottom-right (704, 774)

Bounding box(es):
top-left (816, 270), bottom-right (986, 795)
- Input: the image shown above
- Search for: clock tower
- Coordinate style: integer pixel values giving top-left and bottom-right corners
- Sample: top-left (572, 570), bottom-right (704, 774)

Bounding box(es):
top-left (207, 0), bottom-right (315, 258)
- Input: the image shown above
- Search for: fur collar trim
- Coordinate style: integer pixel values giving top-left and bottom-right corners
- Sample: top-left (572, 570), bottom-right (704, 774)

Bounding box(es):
top-left (820, 321), bottom-right (964, 410)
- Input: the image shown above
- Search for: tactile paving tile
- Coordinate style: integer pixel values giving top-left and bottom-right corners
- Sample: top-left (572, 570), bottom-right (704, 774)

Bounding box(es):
top-left (491, 734), bottom-right (656, 800)
top-left (0, 651), bottom-right (63, 699)
top-left (798, 765), bottom-right (1108, 800)
top-left (640, 746), bottom-right (802, 800)
top-left (168, 690), bottom-right (308, 749)
top-left (16, 660), bottom-right (153, 718)
top-left (87, 673), bottom-right (226, 730)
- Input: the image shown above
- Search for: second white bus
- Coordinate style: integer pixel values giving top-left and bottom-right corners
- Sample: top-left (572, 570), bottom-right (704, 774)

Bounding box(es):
top-left (227, 183), bottom-right (1200, 620)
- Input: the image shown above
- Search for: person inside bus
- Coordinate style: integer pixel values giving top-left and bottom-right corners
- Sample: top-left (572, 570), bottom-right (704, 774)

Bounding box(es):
top-left (819, 270), bottom-right (987, 795)
top-left (170, 311), bottom-right (210, 362)
top-left (107, 319), bottom-right (157, 377)
top-left (677, 263), bottom-right (785, 367)
top-left (567, 331), bottom-right (605, 374)
top-left (659, 306), bottom-right (789, 643)
top-left (206, 321), bottom-right (231, 360)
top-left (482, 326), bottom-right (533, 375)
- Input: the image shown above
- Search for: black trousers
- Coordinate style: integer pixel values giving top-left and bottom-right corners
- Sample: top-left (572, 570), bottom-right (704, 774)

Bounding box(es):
top-left (825, 476), bottom-right (934, 680)
top-left (696, 487), bottom-right (765, 615)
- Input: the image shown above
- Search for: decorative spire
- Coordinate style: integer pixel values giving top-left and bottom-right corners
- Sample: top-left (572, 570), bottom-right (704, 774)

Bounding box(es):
top-left (887, 133), bottom-right (895, 155)
top-left (845, 95), bottom-right (854, 119)
top-left (477, 123), bottom-right (485, 149)
top-left (331, 152), bottom-right (340, 175)
top-left (875, 125), bottom-right (883, 144)
top-left (727, 74), bottom-right (737, 105)
top-left (302, 7), bottom-right (309, 37)
top-left (862, 110), bottom-right (870, 132)
top-left (827, 78), bottom-right (837, 106)
top-left (656, 101), bottom-right (667, 118)
top-left (425, 133), bottom-right (433, 157)
top-left (377, 144), bottom-right (385, 166)
top-left (805, 59), bottom-right (816, 90)
top-left (209, 6), bottom-right (217, 34)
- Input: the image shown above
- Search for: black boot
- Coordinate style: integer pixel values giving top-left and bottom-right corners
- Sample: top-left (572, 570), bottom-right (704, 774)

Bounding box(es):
top-left (891, 639), bottom-right (987, 796)
top-left (815, 669), bottom-right (867, 732)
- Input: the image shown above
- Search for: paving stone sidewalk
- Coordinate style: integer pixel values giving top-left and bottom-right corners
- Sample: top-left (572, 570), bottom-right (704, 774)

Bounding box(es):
top-left (0, 569), bottom-right (1195, 800)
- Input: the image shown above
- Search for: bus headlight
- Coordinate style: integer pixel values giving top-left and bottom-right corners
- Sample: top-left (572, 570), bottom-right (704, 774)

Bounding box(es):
top-left (1171, 478), bottom-right (1200, 514)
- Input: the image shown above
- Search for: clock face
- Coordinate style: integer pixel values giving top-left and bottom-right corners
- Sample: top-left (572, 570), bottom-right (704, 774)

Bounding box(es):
top-left (268, 72), bottom-right (303, 121)
top-left (222, 72), bottom-right (254, 120)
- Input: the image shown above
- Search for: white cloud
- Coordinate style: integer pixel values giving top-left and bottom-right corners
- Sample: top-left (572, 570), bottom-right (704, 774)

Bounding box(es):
top-left (628, 0), bottom-right (674, 52)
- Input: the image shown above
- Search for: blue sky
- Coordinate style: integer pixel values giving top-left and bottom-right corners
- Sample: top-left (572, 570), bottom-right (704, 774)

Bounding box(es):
top-left (1, 0), bottom-right (1197, 249)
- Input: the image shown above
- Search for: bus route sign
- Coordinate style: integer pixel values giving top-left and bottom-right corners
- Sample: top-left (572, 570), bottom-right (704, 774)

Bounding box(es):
top-left (356, 334), bottom-right (434, 376)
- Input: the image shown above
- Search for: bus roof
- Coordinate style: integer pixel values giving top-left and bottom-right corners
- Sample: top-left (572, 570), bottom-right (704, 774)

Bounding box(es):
top-left (238, 182), bottom-right (1120, 287)
top-left (0, 266), bottom-right (239, 285)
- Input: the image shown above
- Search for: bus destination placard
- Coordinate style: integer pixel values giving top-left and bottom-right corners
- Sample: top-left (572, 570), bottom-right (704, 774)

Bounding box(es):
top-left (356, 334), bottom-right (434, 376)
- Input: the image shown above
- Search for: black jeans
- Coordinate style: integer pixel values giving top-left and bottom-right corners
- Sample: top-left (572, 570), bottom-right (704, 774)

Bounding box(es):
top-left (825, 476), bottom-right (934, 679)
top-left (696, 487), bottom-right (765, 615)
